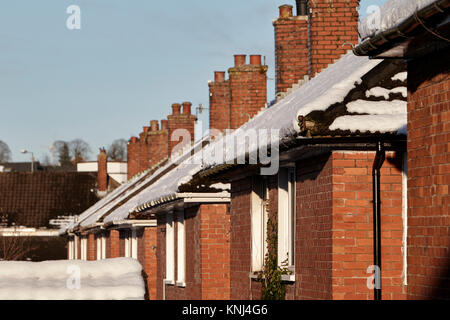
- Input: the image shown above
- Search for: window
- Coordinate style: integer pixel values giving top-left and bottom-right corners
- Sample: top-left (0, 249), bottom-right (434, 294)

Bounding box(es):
top-left (165, 212), bottom-right (175, 284)
top-left (176, 211), bottom-right (186, 286)
top-left (251, 176), bottom-right (269, 272)
top-left (125, 229), bottom-right (138, 259)
top-left (278, 167), bottom-right (296, 268)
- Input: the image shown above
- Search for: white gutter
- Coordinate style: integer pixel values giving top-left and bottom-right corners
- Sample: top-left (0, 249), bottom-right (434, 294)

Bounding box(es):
top-left (134, 191), bottom-right (231, 213)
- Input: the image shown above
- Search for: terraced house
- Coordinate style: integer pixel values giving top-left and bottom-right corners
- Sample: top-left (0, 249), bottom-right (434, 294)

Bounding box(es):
top-left (60, 0), bottom-right (449, 300)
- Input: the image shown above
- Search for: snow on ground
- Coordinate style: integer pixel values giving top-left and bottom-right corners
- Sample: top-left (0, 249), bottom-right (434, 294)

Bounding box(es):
top-left (359, 0), bottom-right (437, 40)
top-left (0, 258), bottom-right (145, 300)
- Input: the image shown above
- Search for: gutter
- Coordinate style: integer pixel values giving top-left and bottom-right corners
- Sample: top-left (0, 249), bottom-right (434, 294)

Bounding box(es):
top-left (354, 0), bottom-right (450, 57)
top-left (103, 219), bottom-right (157, 229)
top-left (134, 192), bottom-right (231, 214)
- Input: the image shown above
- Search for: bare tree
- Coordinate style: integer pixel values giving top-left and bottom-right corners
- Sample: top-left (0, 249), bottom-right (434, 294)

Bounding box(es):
top-left (69, 139), bottom-right (92, 164)
top-left (0, 236), bottom-right (37, 261)
top-left (0, 140), bottom-right (12, 163)
top-left (107, 139), bottom-right (127, 161)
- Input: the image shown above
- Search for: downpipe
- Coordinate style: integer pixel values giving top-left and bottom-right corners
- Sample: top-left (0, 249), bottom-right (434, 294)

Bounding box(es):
top-left (372, 141), bottom-right (385, 301)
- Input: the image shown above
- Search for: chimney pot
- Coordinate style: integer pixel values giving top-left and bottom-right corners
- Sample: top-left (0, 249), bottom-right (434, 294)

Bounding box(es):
top-left (250, 55), bottom-right (262, 65)
top-left (172, 103), bottom-right (181, 115)
top-left (150, 120), bottom-right (159, 132)
top-left (182, 102), bottom-right (192, 115)
top-left (130, 137), bottom-right (139, 143)
top-left (143, 126), bottom-right (150, 133)
top-left (161, 120), bottom-right (168, 130)
top-left (279, 5), bottom-right (293, 18)
top-left (234, 55), bottom-right (246, 67)
top-left (214, 71), bottom-right (226, 82)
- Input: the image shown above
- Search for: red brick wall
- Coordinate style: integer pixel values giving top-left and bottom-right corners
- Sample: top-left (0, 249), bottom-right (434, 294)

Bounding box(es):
top-left (229, 176), bottom-right (253, 299)
top-left (87, 233), bottom-right (95, 261)
top-left (295, 153), bottom-right (334, 299)
top-left (407, 49), bottom-right (450, 300)
top-left (273, 5), bottom-right (309, 94)
top-left (209, 72), bottom-right (231, 133)
top-left (229, 56), bottom-right (267, 129)
top-left (330, 151), bottom-right (405, 300)
top-left (200, 204), bottom-right (231, 300)
top-left (109, 230), bottom-right (120, 258)
top-left (137, 227), bottom-right (158, 300)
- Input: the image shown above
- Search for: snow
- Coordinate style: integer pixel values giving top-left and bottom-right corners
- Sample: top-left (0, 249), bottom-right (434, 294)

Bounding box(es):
top-left (347, 100), bottom-right (407, 115)
top-left (329, 114), bottom-right (407, 134)
top-left (359, 0), bottom-right (437, 40)
top-left (0, 258), bottom-right (145, 300)
top-left (392, 72), bottom-right (408, 82)
top-left (365, 87), bottom-right (407, 99)
top-left (67, 53), bottom-right (405, 227)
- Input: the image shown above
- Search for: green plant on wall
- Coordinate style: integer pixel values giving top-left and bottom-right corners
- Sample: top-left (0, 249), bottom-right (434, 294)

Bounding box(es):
top-left (259, 215), bottom-right (291, 300)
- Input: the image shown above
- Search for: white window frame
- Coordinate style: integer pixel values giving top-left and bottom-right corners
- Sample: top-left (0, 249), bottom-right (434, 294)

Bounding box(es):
top-left (165, 212), bottom-right (175, 284)
top-left (68, 239), bottom-right (74, 260)
top-left (176, 211), bottom-right (186, 286)
top-left (125, 229), bottom-right (138, 259)
top-left (74, 235), bottom-right (79, 260)
top-left (81, 236), bottom-right (87, 261)
top-left (96, 234), bottom-right (107, 260)
top-left (278, 167), bottom-right (296, 270)
top-left (251, 176), bottom-right (268, 272)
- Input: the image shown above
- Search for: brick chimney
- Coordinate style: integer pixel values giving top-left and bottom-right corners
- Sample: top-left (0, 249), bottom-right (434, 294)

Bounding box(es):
top-left (97, 148), bottom-right (108, 193)
top-left (127, 137), bottom-right (140, 179)
top-left (273, 1), bottom-right (359, 95)
top-left (209, 71), bottom-right (231, 133)
top-left (168, 102), bottom-right (196, 158)
top-left (146, 120), bottom-right (169, 169)
top-left (228, 54), bottom-right (267, 129)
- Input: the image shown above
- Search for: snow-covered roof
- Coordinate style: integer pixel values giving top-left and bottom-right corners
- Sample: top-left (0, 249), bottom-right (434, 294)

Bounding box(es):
top-left (359, 0), bottom-right (438, 40)
top-left (69, 52), bottom-right (407, 227)
top-left (0, 258), bottom-right (145, 300)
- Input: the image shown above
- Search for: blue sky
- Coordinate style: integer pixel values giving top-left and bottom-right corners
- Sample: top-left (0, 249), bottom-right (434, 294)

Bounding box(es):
top-left (0, 0), bottom-right (387, 162)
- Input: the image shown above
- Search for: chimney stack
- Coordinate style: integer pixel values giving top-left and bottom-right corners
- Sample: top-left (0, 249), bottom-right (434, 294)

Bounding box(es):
top-left (97, 148), bottom-right (108, 194)
top-left (228, 54), bottom-right (268, 129)
top-left (273, 1), bottom-right (359, 95)
top-left (209, 71), bottom-right (231, 134)
top-left (167, 103), bottom-right (196, 159)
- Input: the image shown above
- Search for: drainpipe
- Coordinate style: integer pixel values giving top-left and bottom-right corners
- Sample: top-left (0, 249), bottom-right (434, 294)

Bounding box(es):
top-left (306, 1), bottom-right (312, 79)
top-left (372, 141), bottom-right (385, 301)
